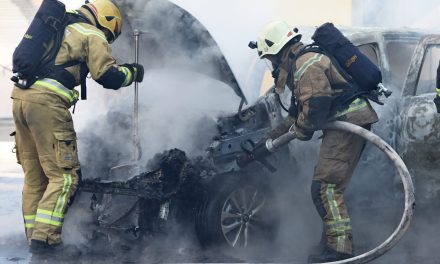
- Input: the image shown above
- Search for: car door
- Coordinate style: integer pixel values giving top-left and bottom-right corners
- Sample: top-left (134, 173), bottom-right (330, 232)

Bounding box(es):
top-left (398, 35), bottom-right (440, 170)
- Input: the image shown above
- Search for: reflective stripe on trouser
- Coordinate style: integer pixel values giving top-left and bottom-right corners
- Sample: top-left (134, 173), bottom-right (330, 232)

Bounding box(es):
top-left (35, 209), bottom-right (64, 227)
top-left (437, 88), bottom-right (440, 96)
top-left (24, 214), bottom-right (36, 229)
top-left (34, 78), bottom-right (79, 104)
top-left (13, 99), bottom-right (79, 245)
top-left (311, 127), bottom-right (369, 254)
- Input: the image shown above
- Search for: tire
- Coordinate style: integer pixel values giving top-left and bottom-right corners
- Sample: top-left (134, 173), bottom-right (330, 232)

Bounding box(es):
top-left (195, 171), bottom-right (280, 255)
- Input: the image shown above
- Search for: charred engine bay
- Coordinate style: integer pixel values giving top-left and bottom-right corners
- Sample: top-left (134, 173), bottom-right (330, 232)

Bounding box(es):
top-left (78, 148), bottom-right (214, 235)
top-left (80, 149), bottom-right (202, 200)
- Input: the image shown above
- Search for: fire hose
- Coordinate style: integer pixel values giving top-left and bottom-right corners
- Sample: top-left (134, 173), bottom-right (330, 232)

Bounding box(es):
top-left (237, 121), bottom-right (415, 264)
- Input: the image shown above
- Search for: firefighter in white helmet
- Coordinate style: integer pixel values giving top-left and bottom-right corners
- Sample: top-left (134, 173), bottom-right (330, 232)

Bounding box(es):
top-left (11, 0), bottom-right (143, 257)
top-left (251, 21), bottom-right (378, 262)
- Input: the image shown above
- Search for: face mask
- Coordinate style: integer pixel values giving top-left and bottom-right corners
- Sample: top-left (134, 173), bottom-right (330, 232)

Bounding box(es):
top-left (272, 64), bottom-right (289, 94)
top-left (271, 46), bottom-right (299, 94)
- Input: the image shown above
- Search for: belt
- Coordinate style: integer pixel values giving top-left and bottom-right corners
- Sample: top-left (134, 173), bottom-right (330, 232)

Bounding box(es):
top-left (335, 98), bottom-right (368, 118)
top-left (34, 78), bottom-right (79, 104)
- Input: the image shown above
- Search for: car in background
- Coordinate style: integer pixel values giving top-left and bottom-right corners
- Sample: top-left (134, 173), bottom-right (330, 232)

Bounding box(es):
top-left (348, 30), bottom-right (440, 201)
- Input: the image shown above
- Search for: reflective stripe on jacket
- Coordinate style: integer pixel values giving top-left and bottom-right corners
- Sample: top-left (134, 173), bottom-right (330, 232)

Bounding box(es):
top-left (11, 7), bottom-right (133, 107)
top-left (34, 78), bottom-right (79, 104)
top-left (293, 51), bottom-right (378, 131)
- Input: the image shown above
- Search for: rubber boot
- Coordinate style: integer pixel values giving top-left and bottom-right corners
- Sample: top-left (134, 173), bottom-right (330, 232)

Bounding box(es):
top-left (308, 246), bottom-right (353, 263)
top-left (308, 230), bottom-right (327, 255)
top-left (30, 239), bottom-right (81, 259)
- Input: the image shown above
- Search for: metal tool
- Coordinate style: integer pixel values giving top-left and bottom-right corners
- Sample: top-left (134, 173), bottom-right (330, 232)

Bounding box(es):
top-left (133, 29), bottom-right (142, 161)
top-left (377, 83), bottom-right (392, 98)
top-left (109, 29), bottom-right (143, 177)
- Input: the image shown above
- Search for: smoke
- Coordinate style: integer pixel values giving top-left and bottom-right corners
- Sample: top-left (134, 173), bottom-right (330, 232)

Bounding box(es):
top-left (62, 0), bottom-right (440, 263)
top-left (350, 1), bottom-right (440, 263)
top-left (73, 0), bottom-right (240, 179)
top-left (65, 0), bottom-right (242, 260)
top-left (353, 0), bottom-right (440, 30)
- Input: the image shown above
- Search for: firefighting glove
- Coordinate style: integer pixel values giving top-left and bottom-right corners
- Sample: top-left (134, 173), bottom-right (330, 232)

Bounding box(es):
top-left (435, 88), bottom-right (440, 114)
top-left (294, 123), bottom-right (314, 141)
top-left (122, 63), bottom-right (144, 83)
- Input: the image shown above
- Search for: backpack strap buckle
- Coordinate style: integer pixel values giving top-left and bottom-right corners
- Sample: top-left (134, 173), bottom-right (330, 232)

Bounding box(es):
top-left (44, 16), bottom-right (62, 31)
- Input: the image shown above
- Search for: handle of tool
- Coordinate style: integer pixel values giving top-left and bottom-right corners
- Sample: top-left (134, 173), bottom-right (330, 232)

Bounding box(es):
top-left (265, 125), bottom-right (297, 153)
top-left (133, 29), bottom-right (142, 160)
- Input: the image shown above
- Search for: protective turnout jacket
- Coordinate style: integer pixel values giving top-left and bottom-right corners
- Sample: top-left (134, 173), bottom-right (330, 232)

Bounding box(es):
top-left (11, 7), bottom-right (134, 108)
top-left (286, 43), bottom-right (379, 255)
top-left (291, 44), bottom-right (379, 134)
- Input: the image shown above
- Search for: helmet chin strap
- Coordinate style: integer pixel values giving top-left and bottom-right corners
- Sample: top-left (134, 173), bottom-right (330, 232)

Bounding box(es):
top-left (101, 28), bottom-right (114, 43)
top-left (273, 44), bottom-right (299, 94)
top-left (273, 66), bottom-right (289, 94)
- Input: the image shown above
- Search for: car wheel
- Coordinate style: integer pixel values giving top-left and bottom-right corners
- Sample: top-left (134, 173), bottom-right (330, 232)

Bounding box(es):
top-left (196, 172), bottom-right (280, 254)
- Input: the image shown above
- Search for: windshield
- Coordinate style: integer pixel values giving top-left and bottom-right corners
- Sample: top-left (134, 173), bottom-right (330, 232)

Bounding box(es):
top-left (385, 41), bottom-right (417, 91)
top-left (416, 45), bottom-right (440, 95)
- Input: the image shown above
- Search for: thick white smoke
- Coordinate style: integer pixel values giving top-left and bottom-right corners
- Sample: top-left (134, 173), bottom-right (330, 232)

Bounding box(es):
top-left (3, 0), bottom-right (439, 262)
top-left (353, 0), bottom-right (440, 30)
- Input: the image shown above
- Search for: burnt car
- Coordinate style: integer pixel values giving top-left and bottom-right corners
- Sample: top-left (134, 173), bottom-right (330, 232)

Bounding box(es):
top-left (77, 0), bottom-right (285, 254)
top-left (396, 35), bottom-right (440, 201)
top-left (76, 0), bottom-right (440, 256)
top-left (346, 31), bottom-right (440, 201)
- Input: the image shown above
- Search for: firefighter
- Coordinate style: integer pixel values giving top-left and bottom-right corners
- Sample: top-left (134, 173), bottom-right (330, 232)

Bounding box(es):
top-left (435, 61), bottom-right (440, 113)
top-left (11, 0), bottom-right (143, 256)
top-left (254, 21), bottom-right (379, 262)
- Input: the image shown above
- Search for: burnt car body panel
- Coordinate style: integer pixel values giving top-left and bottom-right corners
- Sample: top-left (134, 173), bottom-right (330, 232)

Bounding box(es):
top-left (398, 35), bottom-right (440, 171)
top-left (340, 31), bottom-right (440, 187)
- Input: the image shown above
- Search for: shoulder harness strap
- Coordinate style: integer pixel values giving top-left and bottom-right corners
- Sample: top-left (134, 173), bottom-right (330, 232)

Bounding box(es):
top-left (296, 44), bottom-right (368, 110)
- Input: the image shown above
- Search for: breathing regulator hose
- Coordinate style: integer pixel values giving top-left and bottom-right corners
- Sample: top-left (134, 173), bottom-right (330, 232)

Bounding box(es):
top-left (242, 121), bottom-right (415, 264)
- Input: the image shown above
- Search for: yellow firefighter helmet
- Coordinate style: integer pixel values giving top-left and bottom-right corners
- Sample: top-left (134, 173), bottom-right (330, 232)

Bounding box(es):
top-left (85, 0), bottom-right (122, 43)
top-left (253, 21), bottom-right (301, 58)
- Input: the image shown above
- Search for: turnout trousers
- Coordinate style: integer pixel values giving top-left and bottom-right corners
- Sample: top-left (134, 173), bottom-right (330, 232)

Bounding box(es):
top-left (311, 127), bottom-right (368, 255)
top-left (12, 98), bottom-right (79, 245)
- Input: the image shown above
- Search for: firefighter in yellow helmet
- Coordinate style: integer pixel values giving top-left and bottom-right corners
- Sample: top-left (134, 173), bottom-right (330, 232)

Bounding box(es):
top-left (11, 0), bottom-right (143, 257)
top-left (253, 21), bottom-right (378, 262)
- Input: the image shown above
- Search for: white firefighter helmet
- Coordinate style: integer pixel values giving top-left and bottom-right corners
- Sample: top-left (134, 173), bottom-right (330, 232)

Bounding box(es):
top-left (254, 21), bottom-right (301, 58)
